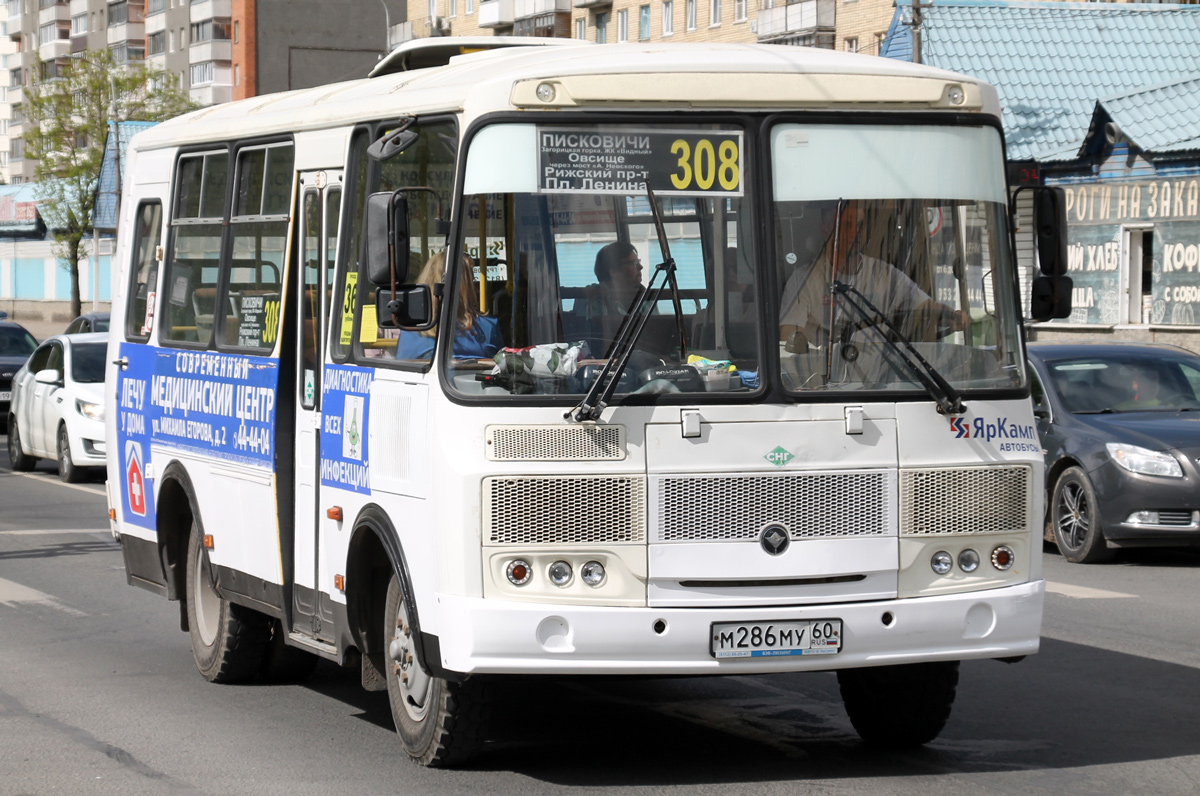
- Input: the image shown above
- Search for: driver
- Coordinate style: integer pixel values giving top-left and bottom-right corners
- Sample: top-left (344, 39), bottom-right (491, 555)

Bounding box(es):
top-left (778, 201), bottom-right (966, 352)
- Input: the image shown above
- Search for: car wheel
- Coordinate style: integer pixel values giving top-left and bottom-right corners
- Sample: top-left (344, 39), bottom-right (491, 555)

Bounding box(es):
top-left (1051, 466), bottom-right (1114, 564)
top-left (185, 524), bottom-right (270, 682)
top-left (838, 661), bottom-right (960, 747)
top-left (57, 424), bottom-right (85, 483)
top-left (384, 572), bottom-right (489, 767)
top-left (7, 417), bottom-right (37, 471)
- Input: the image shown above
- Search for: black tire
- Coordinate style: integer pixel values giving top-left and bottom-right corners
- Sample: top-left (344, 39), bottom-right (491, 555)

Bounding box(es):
top-left (838, 661), bottom-right (960, 747)
top-left (384, 573), bottom-right (488, 767)
top-left (1051, 466), bottom-right (1114, 564)
top-left (7, 417), bottom-right (37, 471)
top-left (57, 424), bottom-right (85, 483)
top-left (259, 618), bottom-right (319, 684)
top-left (185, 525), bottom-right (270, 682)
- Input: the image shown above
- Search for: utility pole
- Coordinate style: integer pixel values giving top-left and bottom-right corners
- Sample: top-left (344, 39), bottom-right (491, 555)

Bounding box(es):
top-left (908, 0), bottom-right (932, 65)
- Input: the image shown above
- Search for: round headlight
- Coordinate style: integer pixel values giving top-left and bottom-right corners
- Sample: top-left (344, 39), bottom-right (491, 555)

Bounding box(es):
top-left (548, 560), bottom-right (573, 587)
top-left (535, 82), bottom-right (557, 102)
top-left (958, 549), bottom-right (980, 573)
top-left (930, 551), bottom-right (953, 576)
top-left (991, 545), bottom-right (1015, 571)
top-left (581, 561), bottom-right (606, 587)
top-left (506, 559), bottom-right (532, 586)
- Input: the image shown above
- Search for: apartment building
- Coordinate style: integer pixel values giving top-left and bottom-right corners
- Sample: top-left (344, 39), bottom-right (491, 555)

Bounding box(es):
top-left (0, 5), bottom-right (17, 184)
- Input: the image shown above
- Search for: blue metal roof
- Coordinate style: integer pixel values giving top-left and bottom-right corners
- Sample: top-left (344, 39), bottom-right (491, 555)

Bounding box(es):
top-left (1094, 74), bottom-right (1200, 155)
top-left (94, 120), bottom-right (156, 231)
top-left (883, 1), bottom-right (1200, 162)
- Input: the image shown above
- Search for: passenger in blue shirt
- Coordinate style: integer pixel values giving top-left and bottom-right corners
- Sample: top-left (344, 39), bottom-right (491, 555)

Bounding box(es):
top-left (395, 251), bottom-right (503, 361)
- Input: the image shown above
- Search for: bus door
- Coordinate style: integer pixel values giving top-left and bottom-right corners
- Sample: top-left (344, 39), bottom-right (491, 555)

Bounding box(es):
top-left (292, 170), bottom-right (341, 643)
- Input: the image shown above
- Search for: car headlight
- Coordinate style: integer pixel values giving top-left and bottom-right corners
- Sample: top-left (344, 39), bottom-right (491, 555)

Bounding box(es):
top-left (1105, 442), bottom-right (1182, 478)
top-left (76, 399), bottom-right (105, 422)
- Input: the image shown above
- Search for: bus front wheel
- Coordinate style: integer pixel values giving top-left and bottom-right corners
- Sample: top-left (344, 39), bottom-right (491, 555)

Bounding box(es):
top-left (185, 525), bottom-right (269, 683)
top-left (384, 573), bottom-right (488, 767)
top-left (837, 661), bottom-right (959, 747)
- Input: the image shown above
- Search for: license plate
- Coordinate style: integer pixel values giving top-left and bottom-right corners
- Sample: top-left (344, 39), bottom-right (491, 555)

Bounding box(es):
top-left (0, 391), bottom-right (10, 402)
top-left (710, 619), bottom-right (843, 659)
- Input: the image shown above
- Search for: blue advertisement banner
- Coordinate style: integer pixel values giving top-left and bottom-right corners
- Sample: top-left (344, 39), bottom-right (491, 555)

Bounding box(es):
top-left (115, 343), bottom-right (280, 530)
top-left (320, 365), bottom-right (373, 495)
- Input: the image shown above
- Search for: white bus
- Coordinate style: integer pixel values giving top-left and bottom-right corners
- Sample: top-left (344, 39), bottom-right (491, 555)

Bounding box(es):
top-left (106, 41), bottom-right (1069, 766)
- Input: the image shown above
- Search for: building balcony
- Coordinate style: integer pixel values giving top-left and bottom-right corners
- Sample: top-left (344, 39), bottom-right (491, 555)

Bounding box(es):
top-left (107, 22), bottom-right (145, 46)
top-left (190, 0), bottom-right (232, 23)
top-left (69, 0), bottom-right (85, 15)
top-left (756, 0), bottom-right (834, 41)
top-left (573, 0), bottom-right (611, 8)
top-left (189, 39), bottom-right (232, 64)
top-left (479, 0), bottom-right (515, 28)
top-left (145, 12), bottom-right (166, 33)
top-left (514, 0), bottom-right (570, 17)
top-left (38, 37), bottom-right (70, 61)
top-left (39, 2), bottom-right (70, 26)
top-left (190, 81), bottom-right (232, 107)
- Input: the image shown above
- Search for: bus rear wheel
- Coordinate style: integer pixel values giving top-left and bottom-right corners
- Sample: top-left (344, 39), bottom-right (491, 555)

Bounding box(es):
top-left (384, 573), bottom-right (488, 767)
top-left (838, 661), bottom-right (959, 747)
top-left (185, 525), bottom-right (269, 683)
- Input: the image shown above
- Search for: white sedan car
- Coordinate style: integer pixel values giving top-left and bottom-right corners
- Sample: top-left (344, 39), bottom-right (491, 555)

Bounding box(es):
top-left (7, 332), bottom-right (108, 482)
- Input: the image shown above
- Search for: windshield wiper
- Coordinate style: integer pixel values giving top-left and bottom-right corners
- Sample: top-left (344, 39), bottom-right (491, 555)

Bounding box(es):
top-left (830, 280), bottom-right (965, 415)
top-left (568, 186), bottom-right (688, 423)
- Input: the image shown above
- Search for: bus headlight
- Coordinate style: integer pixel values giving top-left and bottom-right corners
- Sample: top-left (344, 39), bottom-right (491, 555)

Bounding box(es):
top-left (580, 561), bottom-right (606, 587)
top-left (991, 545), bottom-right (1015, 570)
top-left (958, 549), bottom-right (980, 573)
top-left (930, 551), bottom-right (953, 576)
top-left (548, 560), bottom-right (573, 587)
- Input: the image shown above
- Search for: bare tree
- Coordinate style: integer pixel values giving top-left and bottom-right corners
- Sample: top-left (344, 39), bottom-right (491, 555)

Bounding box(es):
top-left (22, 49), bottom-right (195, 318)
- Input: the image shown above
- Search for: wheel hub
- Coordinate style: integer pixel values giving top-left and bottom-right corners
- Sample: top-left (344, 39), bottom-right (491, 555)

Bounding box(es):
top-left (390, 604), bottom-right (432, 721)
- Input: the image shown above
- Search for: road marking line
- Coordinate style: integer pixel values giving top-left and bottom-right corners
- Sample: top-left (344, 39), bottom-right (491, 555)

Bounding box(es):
top-left (0, 529), bottom-right (110, 535)
top-left (0, 576), bottom-right (87, 616)
top-left (1045, 581), bottom-right (1135, 599)
top-left (0, 471), bottom-right (105, 496)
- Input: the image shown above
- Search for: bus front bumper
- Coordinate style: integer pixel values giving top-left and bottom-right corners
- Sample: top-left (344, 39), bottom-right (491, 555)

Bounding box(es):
top-left (430, 579), bottom-right (1044, 675)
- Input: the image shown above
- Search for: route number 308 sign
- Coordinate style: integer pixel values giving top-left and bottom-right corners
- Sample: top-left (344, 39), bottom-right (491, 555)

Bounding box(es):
top-left (537, 128), bottom-right (743, 197)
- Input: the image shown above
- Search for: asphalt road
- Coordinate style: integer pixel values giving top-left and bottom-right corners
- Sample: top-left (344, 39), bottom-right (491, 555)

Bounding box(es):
top-left (2, 447), bottom-right (1200, 795)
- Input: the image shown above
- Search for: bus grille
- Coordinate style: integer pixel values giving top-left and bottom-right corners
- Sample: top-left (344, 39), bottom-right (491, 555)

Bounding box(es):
top-left (486, 425), bottom-right (626, 461)
top-left (484, 475), bottom-right (646, 545)
top-left (652, 471), bottom-right (892, 542)
top-left (900, 465), bottom-right (1031, 536)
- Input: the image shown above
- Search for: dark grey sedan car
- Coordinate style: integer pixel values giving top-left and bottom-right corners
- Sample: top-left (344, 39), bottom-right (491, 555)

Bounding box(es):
top-left (1028, 342), bottom-right (1200, 563)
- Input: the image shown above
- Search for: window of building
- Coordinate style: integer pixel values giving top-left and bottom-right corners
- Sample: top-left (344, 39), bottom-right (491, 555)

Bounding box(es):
top-left (685, 0), bottom-right (696, 30)
top-left (109, 1), bottom-right (127, 26)
top-left (662, 0), bottom-right (672, 35)
top-left (575, 16), bottom-right (584, 39)
top-left (638, 4), bottom-right (650, 39)
top-left (71, 14), bottom-right (87, 34)
top-left (168, 29), bottom-right (174, 52)
top-left (449, 0), bottom-right (456, 17)
top-left (38, 21), bottom-right (68, 41)
top-left (734, 0), bottom-right (745, 22)
top-left (147, 0), bottom-right (164, 12)
top-left (148, 29), bottom-right (165, 55)
top-left (233, 21), bottom-right (239, 42)
top-left (844, 36), bottom-right (858, 53)
top-left (875, 31), bottom-right (885, 54)
top-left (709, 0), bottom-right (720, 25)
top-left (234, 64), bottom-right (240, 85)
top-left (466, 0), bottom-right (474, 13)
top-left (617, 8), bottom-right (628, 41)
top-left (595, 11), bottom-right (608, 42)
top-left (10, 138), bottom-right (23, 161)
top-left (190, 61), bottom-right (214, 85)
top-left (190, 19), bottom-right (231, 42)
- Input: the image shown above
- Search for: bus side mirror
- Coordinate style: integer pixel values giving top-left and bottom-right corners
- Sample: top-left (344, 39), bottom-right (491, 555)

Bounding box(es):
top-left (366, 191), bottom-right (410, 287)
top-left (1035, 187), bottom-right (1068, 276)
top-left (376, 285), bottom-right (435, 330)
top-left (1028, 186), bottom-right (1072, 321)
top-left (1030, 274), bottom-right (1072, 321)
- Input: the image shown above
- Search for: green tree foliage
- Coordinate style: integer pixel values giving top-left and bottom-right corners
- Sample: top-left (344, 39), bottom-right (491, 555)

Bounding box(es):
top-left (22, 50), bottom-right (195, 317)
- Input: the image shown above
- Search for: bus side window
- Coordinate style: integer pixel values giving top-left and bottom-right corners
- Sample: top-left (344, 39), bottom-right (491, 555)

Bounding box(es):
top-left (162, 150), bottom-right (228, 347)
top-left (222, 143), bottom-right (292, 352)
top-left (125, 201), bottom-right (163, 341)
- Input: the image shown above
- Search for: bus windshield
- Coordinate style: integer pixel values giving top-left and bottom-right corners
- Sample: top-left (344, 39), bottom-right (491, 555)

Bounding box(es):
top-left (445, 119), bottom-right (1024, 400)
top-left (445, 122), bottom-right (760, 398)
top-left (771, 122), bottom-right (1025, 394)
